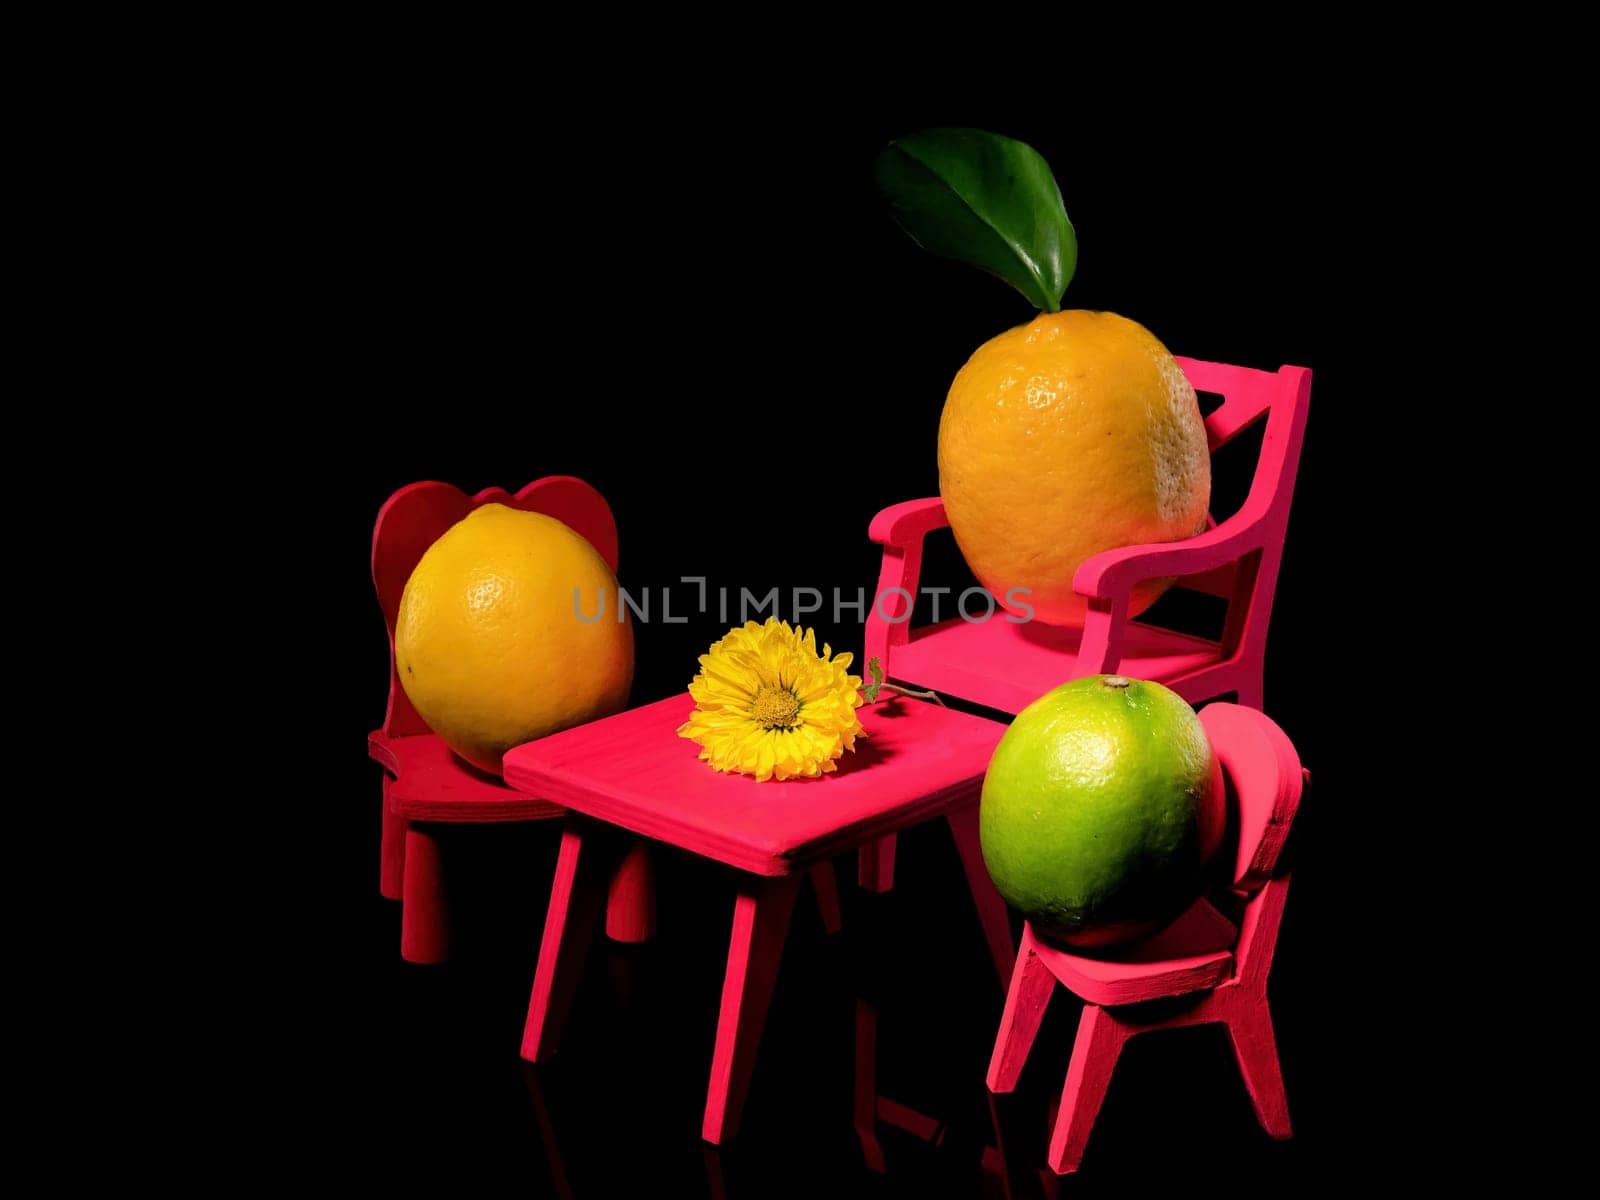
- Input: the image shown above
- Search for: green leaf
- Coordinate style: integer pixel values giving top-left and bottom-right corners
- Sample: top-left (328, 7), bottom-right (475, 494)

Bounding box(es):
top-left (875, 128), bottom-right (1077, 311)
top-left (863, 655), bottom-right (885, 703)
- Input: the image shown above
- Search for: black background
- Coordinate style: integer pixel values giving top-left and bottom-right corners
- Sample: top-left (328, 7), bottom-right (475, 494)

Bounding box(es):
top-left (274, 103), bottom-right (1403, 1195)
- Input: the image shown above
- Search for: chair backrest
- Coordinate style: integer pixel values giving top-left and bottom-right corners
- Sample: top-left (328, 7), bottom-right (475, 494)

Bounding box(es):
top-left (1176, 357), bottom-right (1311, 524)
top-left (1198, 701), bottom-right (1304, 891)
top-left (1197, 701), bottom-right (1307, 986)
top-left (371, 477), bottom-right (620, 738)
top-left (1170, 359), bottom-right (1312, 668)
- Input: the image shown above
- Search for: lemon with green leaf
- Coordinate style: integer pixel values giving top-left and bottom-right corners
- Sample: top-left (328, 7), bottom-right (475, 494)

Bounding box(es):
top-left (878, 129), bottom-right (1211, 627)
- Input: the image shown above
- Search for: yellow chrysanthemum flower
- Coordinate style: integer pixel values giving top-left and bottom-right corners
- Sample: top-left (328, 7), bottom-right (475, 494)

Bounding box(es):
top-left (677, 617), bottom-right (866, 782)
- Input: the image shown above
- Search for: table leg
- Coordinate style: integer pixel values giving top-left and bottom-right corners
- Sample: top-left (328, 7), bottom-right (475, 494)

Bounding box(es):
top-left (605, 841), bottom-right (656, 943)
top-left (702, 873), bottom-right (800, 1143)
top-left (522, 817), bottom-right (613, 1062)
top-left (858, 834), bottom-right (897, 892)
top-left (808, 860), bottom-right (842, 935)
top-left (947, 802), bottom-right (1016, 987)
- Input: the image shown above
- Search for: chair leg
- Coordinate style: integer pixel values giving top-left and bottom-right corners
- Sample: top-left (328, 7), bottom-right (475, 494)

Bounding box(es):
top-left (986, 928), bottom-right (1057, 1093)
top-left (854, 996), bottom-right (887, 1172)
top-left (702, 874), bottom-right (800, 1143)
top-left (605, 841), bottom-right (657, 943)
top-left (400, 823), bottom-right (449, 963)
top-left (1047, 1005), bottom-right (1130, 1175)
top-left (809, 861), bottom-right (843, 935)
top-left (522, 818), bottom-right (613, 1062)
top-left (858, 835), bottom-right (896, 892)
top-left (1225, 1000), bottom-right (1292, 1139)
top-left (947, 802), bottom-right (1016, 986)
top-left (379, 775), bottom-right (405, 901)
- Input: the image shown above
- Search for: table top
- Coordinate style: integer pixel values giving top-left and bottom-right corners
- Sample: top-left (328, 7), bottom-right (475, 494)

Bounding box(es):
top-left (502, 693), bottom-right (1006, 875)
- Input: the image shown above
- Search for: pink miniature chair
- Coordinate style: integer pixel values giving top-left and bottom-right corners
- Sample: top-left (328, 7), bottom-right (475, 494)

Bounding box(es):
top-left (858, 358), bottom-right (1310, 894)
top-left (865, 358), bottom-right (1312, 715)
top-left (985, 702), bottom-right (1308, 1176)
top-left (367, 477), bottom-right (654, 962)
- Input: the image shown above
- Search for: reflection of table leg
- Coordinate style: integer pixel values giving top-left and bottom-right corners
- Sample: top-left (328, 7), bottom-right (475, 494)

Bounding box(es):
top-left (851, 807), bottom-right (1019, 1174)
top-left (702, 873), bottom-right (800, 1143)
top-left (701, 1144), bottom-right (728, 1200)
top-left (521, 1063), bottom-right (574, 1200)
top-left (522, 817), bottom-right (613, 1062)
top-left (854, 996), bottom-right (886, 1172)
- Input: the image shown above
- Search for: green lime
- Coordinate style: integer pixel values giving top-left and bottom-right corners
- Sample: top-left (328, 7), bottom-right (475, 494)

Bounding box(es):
top-left (979, 675), bottom-right (1224, 949)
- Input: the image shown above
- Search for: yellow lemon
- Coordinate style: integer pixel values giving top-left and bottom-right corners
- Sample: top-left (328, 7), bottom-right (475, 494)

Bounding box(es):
top-left (395, 504), bottom-right (633, 774)
top-left (938, 310), bottom-right (1210, 626)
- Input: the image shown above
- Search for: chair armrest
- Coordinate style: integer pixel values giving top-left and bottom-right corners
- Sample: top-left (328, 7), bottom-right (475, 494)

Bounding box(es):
top-left (869, 498), bottom-right (948, 548)
top-left (865, 499), bottom-right (948, 666)
top-left (1074, 508), bottom-right (1268, 601)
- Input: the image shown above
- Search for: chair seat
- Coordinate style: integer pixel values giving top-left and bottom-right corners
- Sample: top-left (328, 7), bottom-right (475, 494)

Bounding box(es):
top-left (1027, 897), bottom-right (1238, 1006)
top-left (892, 617), bottom-right (1223, 714)
top-left (368, 731), bottom-right (564, 823)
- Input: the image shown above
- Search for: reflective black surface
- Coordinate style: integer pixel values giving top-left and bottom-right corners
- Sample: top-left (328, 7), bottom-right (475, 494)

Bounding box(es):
top-left (275, 100), bottom-right (1390, 1194)
top-left (322, 810), bottom-right (1343, 1195)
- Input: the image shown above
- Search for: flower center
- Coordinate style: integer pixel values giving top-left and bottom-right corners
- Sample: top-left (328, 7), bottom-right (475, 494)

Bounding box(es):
top-left (752, 686), bottom-right (801, 730)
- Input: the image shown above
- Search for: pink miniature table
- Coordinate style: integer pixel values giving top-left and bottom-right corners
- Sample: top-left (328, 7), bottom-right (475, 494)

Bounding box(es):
top-left (504, 692), bottom-right (1014, 1145)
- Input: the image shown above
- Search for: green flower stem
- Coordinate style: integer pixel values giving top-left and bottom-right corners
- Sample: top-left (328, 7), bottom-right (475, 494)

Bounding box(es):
top-left (860, 655), bottom-right (946, 706)
top-left (875, 683), bottom-right (946, 706)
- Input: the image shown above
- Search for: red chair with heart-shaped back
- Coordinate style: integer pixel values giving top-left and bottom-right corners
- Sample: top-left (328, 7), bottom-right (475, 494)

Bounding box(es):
top-left (368, 476), bottom-right (652, 962)
top-left (985, 701), bottom-right (1308, 1175)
